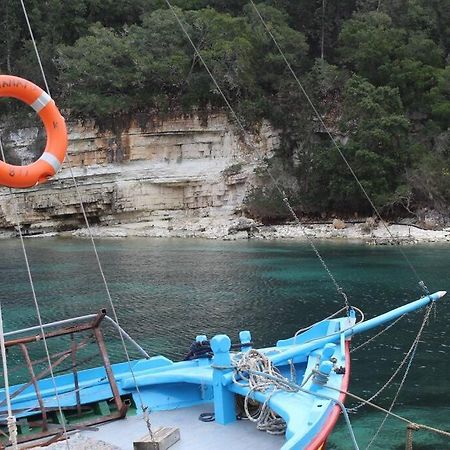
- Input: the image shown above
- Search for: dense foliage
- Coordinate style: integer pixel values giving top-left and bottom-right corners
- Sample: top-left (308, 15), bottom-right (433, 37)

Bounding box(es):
top-left (0, 0), bottom-right (449, 219)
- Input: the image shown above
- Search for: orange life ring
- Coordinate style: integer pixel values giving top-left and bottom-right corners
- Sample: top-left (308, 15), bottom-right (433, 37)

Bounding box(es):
top-left (0, 75), bottom-right (67, 188)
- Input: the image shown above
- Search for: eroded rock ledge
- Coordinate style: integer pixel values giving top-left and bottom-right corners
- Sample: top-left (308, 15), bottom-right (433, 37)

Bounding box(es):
top-left (0, 113), bottom-right (277, 236)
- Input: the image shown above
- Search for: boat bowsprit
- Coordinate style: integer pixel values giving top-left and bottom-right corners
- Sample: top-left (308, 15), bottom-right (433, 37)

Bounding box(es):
top-left (0, 291), bottom-right (446, 449)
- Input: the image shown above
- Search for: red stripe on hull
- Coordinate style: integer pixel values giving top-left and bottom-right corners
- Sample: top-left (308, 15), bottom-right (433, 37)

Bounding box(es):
top-left (304, 340), bottom-right (351, 450)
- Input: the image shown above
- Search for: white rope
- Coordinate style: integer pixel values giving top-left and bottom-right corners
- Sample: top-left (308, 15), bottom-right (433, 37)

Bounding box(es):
top-left (294, 305), bottom-right (365, 342)
top-left (291, 305), bottom-right (365, 349)
top-left (0, 301), bottom-right (18, 450)
top-left (7, 416), bottom-right (18, 449)
top-left (232, 349), bottom-right (292, 434)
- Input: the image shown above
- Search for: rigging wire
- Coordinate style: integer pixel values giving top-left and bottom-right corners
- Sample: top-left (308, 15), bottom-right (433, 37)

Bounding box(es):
top-left (245, 5), bottom-right (443, 444)
top-left (64, 159), bottom-right (154, 437)
top-left (163, 0), bottom-right (350, 310)
top-left (0, 138), bottom-right (70, 449)
top-left (16, 0), bottom-right (154, 440)
top-left (350, 314), bottom-right (405, 353)
top-left (247, 0), bottom-right (429, 296)
top-left (348, 317), bottom-right (423, 414)
top-left (325, 377), bottom-right (450, 441)
top-left (365, 304), bottom-right (435, 449)
top-left (19, 0), bottom-right (50, 95)
top-left (161, 6), bottom-right (443, 447)
top-left (0, 301), bottom-right (17, 450)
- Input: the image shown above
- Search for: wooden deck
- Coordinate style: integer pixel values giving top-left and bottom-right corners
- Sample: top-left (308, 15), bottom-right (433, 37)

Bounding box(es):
top-left (77, 404), bottom-right (285, 450)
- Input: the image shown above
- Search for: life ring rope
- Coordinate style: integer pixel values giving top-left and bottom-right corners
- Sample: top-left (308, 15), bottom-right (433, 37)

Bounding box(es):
top-left (0, 75), bottom-right (68, 189)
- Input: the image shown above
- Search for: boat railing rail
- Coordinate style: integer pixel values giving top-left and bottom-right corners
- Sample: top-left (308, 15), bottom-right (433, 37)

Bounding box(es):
top-left (3, 309), bottom-right (149, 359)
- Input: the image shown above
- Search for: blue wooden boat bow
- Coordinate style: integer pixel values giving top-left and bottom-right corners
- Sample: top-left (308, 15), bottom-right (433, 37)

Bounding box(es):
top-left (0, 291), bottom-right (445, 449)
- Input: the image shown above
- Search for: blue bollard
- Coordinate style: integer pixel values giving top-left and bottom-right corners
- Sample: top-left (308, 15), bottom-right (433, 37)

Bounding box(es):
top-left (239, 330), bottom-right (252, 351)
top-left (321, 343), bottom-right (336, 361)
top-left (211, 334), bottom-right (236, 425)
top-left (311, 360), bottom-right (334, 391)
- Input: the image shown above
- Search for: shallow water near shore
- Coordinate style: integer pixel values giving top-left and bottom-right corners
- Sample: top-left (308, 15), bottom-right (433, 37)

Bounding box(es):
top-left (0, 237), bottom-right (449, 449)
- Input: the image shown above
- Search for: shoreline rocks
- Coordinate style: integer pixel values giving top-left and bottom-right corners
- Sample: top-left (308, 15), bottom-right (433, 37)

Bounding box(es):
top-left (14, 218), bottom-right (445, 245)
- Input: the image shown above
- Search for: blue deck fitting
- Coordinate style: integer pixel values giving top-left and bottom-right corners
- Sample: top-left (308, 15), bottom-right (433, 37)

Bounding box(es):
top-left (211, 334), bottom-right (236, 425)
top-left (311, 360), bottom-right (333, 393)
top-left (239, 330), bottom-right (252, 351)
top-left (321, 343), bottom-right (336, 361)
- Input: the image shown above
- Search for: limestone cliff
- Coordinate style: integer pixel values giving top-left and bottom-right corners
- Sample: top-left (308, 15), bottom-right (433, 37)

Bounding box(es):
top-left (0, 113), bottom-right (277, 236)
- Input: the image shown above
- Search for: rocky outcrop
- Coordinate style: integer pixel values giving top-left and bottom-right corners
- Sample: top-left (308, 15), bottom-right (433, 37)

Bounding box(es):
top-left (0, 113), bottom-right (278, 235)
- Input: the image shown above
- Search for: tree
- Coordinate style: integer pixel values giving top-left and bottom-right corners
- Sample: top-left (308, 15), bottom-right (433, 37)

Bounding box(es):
top-left (338, 10), bottom-right (444, 114)
top-left (338, 11), bottom-right (405, 85)
top-left (58, 24), bottom-right (142, 118)
top-left (428, 65), bottom-right (450, 129)
top-left (296, 76), bottom-right (411, 214)
top-left (184, 8), bottom-right (256, 107)
top-left (127, 8), bottom-right (192, 109)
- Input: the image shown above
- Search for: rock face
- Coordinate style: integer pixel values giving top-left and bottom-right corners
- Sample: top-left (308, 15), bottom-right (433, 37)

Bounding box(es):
top-left (0, 113), bottom-right (277, 235)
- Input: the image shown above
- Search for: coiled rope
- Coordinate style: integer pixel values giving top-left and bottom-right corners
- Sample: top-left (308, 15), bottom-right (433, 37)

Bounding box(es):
top-left (229, 303), bottom-right (449, 449)
top-left (232, 349), bottom-right (290, 435)
top-left (230, 349), bottom-right (360, 449)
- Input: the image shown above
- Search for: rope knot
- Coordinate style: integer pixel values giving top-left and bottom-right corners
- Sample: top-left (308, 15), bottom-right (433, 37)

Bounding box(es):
top-left (407, 422), bottom-right (420, 431)
top-left (312, 368), bottom-right (330, 385)
top-left (7, 415), bottom-right (18, 448)
top-left (142, 405), bottom-right (154, 439)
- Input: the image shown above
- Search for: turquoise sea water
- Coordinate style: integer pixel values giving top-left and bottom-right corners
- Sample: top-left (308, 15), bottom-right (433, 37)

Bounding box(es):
top-left (0, 237), bottom-right (449, 449)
